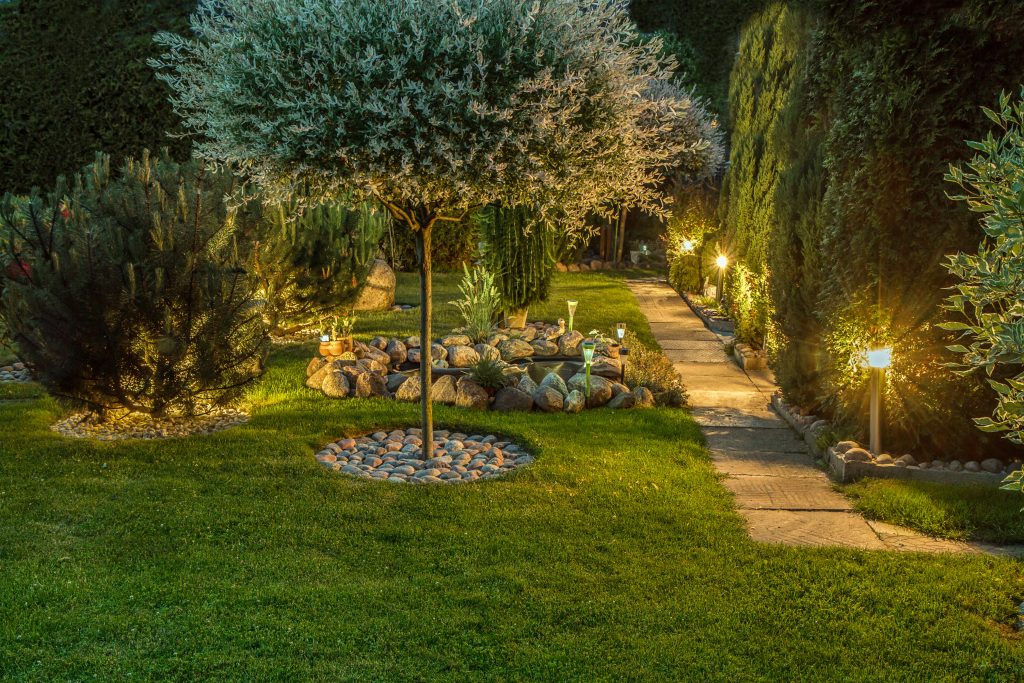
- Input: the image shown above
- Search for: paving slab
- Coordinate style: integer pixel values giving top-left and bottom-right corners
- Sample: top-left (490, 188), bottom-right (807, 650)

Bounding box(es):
top-left (704, 427), bottom-right (808, 454)
top-left (866, 520), bottom-right (977, 554)
top-left (665, 347), bottom-right (730, 363)
top-left (685, 390), bottom-right (772, 414)
top-left (710, 450), bottom-right (824, 478)
top-left (743, 510), bottom-right (888, 549)
top-left (648, 324), bottom-right (720, 341)
top-left (659, 339), bottom-right (730, 351)
top-left (690, 407), bottom-right (787, 429)
top-left (723, 476), bottom-right (854, 511)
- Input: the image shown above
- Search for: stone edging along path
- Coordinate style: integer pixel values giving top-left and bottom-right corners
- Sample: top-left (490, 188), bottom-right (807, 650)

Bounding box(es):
top-left (627, 277), bottom-right (1024, 556)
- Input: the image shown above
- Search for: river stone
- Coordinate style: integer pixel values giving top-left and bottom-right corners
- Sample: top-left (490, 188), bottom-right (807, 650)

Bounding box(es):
top-left (430, 343), bottom-right (448, 361)
top-left (607, 391), bottom-right (636, 409)
top-left (894, 453), bottom-right (917, 468)
top-left (306, 357), bottom-right (327, 377)
top-left (590, 356), bottom-right (622, 379)
top-left (363, 345), bottom-right (392, 366)
top-left (539, 372), bottom-right (568, 397)
top-left (475, 343), bottom-right (501, 362)
top-left (499, 338), bottom-right (534, 362)
top-left (534, 386), bottom-right (564, 412)
top-left (456, 377), bottom-right (490, 410)
top-left (531, 339), bottom-right (559, 356)
top-left (321, 371), bottom-right (351, 398)
top-left (563, 390), bottom-right (585, 413)
top-left (353, 259), bottom-right (396, 311)
top-left (948, 459), bottom-right (963, 472)
top-left (834, 440), bottom-right (860, 454)
top-left (442, 333), bottom-right (473, 347)
top-left (369, 336), bottom-right (389, 351)
top-left (355, 372), bottom-right (389, 398)
top-left (492, 386), bottom-right (533, 412)
top-left (487, 333), bottom-right (508, 347)
top-left (843, 447), bottom-right (872, 463)
top-left (404, 336), bottom-right (421, 348)
top-left (386, 339), bottom-right (408, 365)
top-left (558, 330), bottom-right (584, 356)
top-left (981, 458), bottom-right (1004, 473)
top-left (632, 386), bottom-right (655, 408)
top-left (447, 344), bottom-right (480, 368)
top-left (964, 460), bottom-right (981, 472)
top-left (386, 373), bottom-right (409, 393)
top-left (396, 377), bottom-right (422, 402)
top-left (306, 363), bottom-right (332, 390)
top-left (407, 347), bottom-right (422, 364)
top-left (567, 373), bottom-right (613, 407)
top-left (517, 375), bottom-right (539, 396)
top-left (875, 453), bottom-right (894, 465)
top-left (431, 374), bottom-right (459, 404)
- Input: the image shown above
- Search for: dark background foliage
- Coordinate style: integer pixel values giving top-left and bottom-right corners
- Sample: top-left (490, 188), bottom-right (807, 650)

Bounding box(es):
top-left (0, 0), bottom-right (193, 193)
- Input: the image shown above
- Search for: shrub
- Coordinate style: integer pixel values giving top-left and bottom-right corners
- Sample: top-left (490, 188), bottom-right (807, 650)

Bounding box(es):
top-left (665, 185), bottom-right (720, 294)
top-left (451, 265), bottom-right (501, 344)
top-left (251, 194), bottom-right (388, 335)
top-left (0, 0), bottom-right (194, 193)
top-left (479, 205), bottom-right (558, 325)
top-left (0, 151), bottom-right (268, 416)
top-left (623, 333), bottom-right (687, 407)
top-left (466, 358), bottom-right (510, 392)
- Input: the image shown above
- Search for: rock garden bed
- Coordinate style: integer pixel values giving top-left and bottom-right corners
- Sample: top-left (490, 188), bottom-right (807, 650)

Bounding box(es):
top-left (305, 320), bottom-right (659, 412)
top-left (315, 428), bottom-right (534, 484)
top-left (771, 392), bottom-right (1018, 486)
top-left (0, 361), bottom-right (32, 383)
top-left (52, 408), bottom-right (248, 441)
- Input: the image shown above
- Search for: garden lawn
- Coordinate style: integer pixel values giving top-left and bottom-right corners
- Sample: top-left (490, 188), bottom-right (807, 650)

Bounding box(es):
top-left (1, 271), bottom-right (1024, 680)
top-left (845, 478), bottom-right (1024, 544)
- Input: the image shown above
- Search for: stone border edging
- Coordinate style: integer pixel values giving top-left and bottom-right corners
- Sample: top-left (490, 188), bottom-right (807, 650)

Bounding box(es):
top-left (678, 292), bottom-right (735, 335)
top-left (771, 393), bottom-right (1006, 487)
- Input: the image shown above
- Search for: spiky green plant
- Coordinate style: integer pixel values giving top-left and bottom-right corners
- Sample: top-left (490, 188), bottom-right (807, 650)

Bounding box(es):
top-left (480, 205), bottom-right (558, 325)
top-left (451, 264), bottom-right (500, 343)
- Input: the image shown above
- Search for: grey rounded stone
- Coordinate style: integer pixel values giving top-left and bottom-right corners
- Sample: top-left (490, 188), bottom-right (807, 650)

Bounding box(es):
top-left (834, 441), bottom-right (860, 454)
top-left (607, 391), bottom-right (636, 409)
top-left (539, 372), bottom-right (568, 397)
top-left (498, 338), bottom-right (534, 362)
top-left (875, 453), bottom-right (894, 465)
top-left (981, 458), bottom-right (1004, 473)
top-left (948, 460), bottom-right (963, 472)
top-left (843, 447), bottom-right (873, 463)
top-left (385, 339), bottom-right (408, 365)
top-left (894, 454), bottom-right (917, 468)
top-left (533, 386), bottom-right (564, 413)
top-left (530, 339), bottom-right (559, 356)
top-left (563, 389), bottom-right (585, 414)
top-left (632, 387), bottom-right (655, 408)
top-left (455, 377), bottom-right (489, 410)
top-left (492, 386), bottom-right (533, 412)
top-left (964, 460), bottom-right (981, 472)
top-left (474, 343), bottom-right (501, 362)
top-left (321, 370), bottom-right (351, 398)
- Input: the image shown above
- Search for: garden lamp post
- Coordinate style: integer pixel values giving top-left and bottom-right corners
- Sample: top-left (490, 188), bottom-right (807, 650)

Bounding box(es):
top-left (582, 340), bottom-right (596, 398)
top-left (681, 239), bottom-right (694, 254)
top-left (616, 323), bottom-right (627, 383)
top-left (715, 255), bottom-right (728, 303)
top-left (567, 300), bottom-right (578, 332)
top-left (866, 347), bottom-right (892, 455)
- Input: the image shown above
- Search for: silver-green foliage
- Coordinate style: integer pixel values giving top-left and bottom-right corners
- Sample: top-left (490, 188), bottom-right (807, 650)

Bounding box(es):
top-left (942, 89), bottom-right (1024, 446)
top-left (151, 0), bottom-right (687, 226)
top-left (452, 264), bottom-right (500, 343)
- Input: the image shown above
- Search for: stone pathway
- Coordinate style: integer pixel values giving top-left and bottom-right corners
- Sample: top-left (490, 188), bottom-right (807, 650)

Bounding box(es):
top-left (628, 278), bottom-right (995, 554)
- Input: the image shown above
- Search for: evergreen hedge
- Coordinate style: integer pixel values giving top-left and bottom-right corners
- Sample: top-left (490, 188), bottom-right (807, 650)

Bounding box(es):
top-left (0, 0), bottom-right (193, 193)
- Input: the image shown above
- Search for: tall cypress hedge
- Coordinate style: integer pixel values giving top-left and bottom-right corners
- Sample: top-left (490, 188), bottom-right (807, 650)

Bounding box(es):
top-left (0, 0), bottom-right (194, 193)
top-left (721, 0), bottom-right (1024, 453)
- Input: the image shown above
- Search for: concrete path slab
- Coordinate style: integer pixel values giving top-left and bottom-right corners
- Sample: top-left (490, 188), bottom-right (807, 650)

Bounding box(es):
top-left (627, 278), bottom-right (994, 555)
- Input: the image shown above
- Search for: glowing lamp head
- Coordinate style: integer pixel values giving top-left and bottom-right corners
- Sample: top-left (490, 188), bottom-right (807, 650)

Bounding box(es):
top-left (616, 322), bottom-right (626, 341)
top-left (716, 255), bottom-right (728, 269)
top-left (681, 239), bottom-right (694, 253)
top-left (581, 341), bottom-right (596, 364)
top-left (567, 299), bottom-right (578, 316)
top-left (866, 347), bottom-right (892, 369)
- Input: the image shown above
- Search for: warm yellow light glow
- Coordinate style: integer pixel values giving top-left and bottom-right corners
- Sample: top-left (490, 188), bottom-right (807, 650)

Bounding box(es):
top-left (866, 347), bottom-right (892, 369)
top-left (681, 239), bottom-right (694, 252)
top-left (716, 255), bottom-right (728, 269)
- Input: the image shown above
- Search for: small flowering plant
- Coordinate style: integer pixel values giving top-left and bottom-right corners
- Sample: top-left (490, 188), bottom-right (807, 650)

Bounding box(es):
top-left (324, 311), bottom-right (357, 341)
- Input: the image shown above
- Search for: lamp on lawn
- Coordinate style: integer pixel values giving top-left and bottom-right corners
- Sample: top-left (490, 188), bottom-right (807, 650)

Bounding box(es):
top-left (567, 300), bottom-right (578, 332)
top-left (865, 347), bottom-right (892, 455)
top-left (616, 323), bottom-right (627, 383)
top-left (582, 340), bottom-right (596, 398)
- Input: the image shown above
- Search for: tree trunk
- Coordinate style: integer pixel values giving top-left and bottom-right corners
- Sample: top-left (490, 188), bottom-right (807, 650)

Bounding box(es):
top-left (415, 224), bottom-right (434, 449)
top-left (614, 206), bottom-right (627, 263)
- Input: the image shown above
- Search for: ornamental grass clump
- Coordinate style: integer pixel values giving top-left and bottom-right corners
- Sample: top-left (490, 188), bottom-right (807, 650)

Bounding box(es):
top-left (0, 150), bottom-right (269, 417)
top-left (451, 264), bottom-right (500, 343)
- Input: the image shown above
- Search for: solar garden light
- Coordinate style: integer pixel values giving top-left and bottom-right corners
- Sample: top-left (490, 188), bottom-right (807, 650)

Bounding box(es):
top-left (681, 239), bottom-right (694, 253)
top-left (567, 300), bottom-right (578, 332)
top-left (582, 340), bottom-right (596, 398)
top-left (616, 323), bottom-right (627, 383)
top-left (715, 254), bottom-right (728, 303)
top-left (865, 347), bottom-right (892, 455)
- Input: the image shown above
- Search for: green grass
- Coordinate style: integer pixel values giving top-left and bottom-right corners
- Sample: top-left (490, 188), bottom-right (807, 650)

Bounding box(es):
top-left (845, 478), bottom-right (1024, 544)
top-left (2, 272), bottom-right (1024, 680)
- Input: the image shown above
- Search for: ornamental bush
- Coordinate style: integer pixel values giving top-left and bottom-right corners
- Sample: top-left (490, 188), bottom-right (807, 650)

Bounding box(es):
top-left (0, 151), bottom-right (268, 417)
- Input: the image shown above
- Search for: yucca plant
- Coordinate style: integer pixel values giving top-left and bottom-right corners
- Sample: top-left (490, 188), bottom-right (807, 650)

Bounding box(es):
top-left (451, 264), bottom-right (500, 343)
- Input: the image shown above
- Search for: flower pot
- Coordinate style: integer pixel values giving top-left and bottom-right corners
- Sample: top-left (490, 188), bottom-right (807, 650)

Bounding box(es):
top-left (606, 343), bottom-right (620, 359)
top-left (505, 307), bottom-right (529, 330)
top-left (319, 336), bottom-right (354, 357)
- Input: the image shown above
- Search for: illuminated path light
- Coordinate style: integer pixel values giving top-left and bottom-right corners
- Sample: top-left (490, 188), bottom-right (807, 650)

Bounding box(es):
top-left (866, 347), bottom-right (892, 455)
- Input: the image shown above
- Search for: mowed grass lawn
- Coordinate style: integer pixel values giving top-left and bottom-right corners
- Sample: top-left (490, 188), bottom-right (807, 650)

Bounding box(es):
top-left (2, 272), bottom-right (1024, 680)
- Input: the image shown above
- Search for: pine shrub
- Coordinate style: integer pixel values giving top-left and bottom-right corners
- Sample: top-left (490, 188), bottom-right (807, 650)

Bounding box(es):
top-left (0, 151), bottom-right (268, 417)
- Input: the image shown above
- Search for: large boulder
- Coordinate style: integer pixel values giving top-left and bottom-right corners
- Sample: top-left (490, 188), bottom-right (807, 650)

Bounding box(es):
top-left (386, 373), bottom-right (409, 393)
top-left (492, 386), bottom-right (534, 412)
top-left (441, 333), bottom-right (472, 347)
top-left (355, 372), bottom-right (389, 398)
top-left (590, 357), bottom-right (622, 379)
top-left (385, 339), bottom-right (408, 365)
top-left (607, 391), bottom-right (636, 409)
top-left (456, 377), bottom-right (489, 410)
top-left (498, 338), bottom-right (534, 362)
top-left (539, 372), bottom-right (569, 397)
top-left (517, 375), bottom-right (539, 396)
top-left (431, 374), bottom-right (459, 404)
top-left (563, 390), bottom-right (585, 413)
top-left (475, 343), bottom-right (501, 362)
top-left (305, 363), bottom-right (332, 390)
top-left (531, 339), bottom-right (559, 356)
top-left (558, 330), bottom-right (584, 356)
top-left (534, 386), bottom-right (564, 413)
top-left (632, 386), bottom-right (655, 408)
top-left (395, 377), bottom-right (422, 402)
top-left (447, 344), bottom-right (480, 368)
top-left (353, 259), bottom-right (396, 311)
top-left (306, 357), bottom-right (327, 377)
top-left (321, 370), bottom-right (351, 398)
top-left (567, 373), bottom-right (613, 407)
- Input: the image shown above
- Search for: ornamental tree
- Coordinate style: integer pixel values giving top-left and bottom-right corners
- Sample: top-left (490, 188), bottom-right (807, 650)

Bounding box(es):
top-left (153, 0), bottom-right (683, 443)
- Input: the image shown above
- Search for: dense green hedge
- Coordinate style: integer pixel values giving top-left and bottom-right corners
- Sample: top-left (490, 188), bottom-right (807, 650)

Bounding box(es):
top-left (0, 0), bottom-right (193, 193)
top-left (720, 0), bottom-right (1024, 454)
